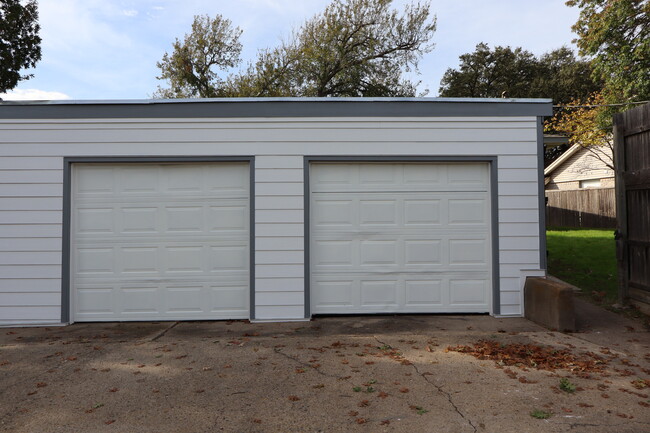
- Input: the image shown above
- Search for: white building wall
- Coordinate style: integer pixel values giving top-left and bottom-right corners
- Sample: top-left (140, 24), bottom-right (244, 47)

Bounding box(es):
top-left (0, 116), bottom-right (543, 324)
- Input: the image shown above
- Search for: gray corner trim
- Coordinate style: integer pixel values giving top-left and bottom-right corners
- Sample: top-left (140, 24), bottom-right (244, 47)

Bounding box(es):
top-left (304, 156), bottom-right (501, 316)
top-left (249, 159), bottom-right (256, 321)
top-left (0, 97), bottom-right (553, 119)
top-left (303, 159), bottom-right (311, 319)
top-left (537, 117), bottom-right (548, 271)
top-left (62, 156), bottom-right (255, 322)
top-left (61, 160), bottom-right (72, 323)
top-left (490, 159), bottom-right (501, 316)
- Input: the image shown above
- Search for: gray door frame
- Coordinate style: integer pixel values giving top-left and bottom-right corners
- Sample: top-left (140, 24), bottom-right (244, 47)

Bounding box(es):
top-left (61, 156), bottom-right (255, 323)
top-left (303, 156), bottom-right (501, 318)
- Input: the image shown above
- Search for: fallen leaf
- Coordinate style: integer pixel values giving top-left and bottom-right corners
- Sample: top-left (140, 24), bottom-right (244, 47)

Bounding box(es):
top-left (36, 382), bottom-right (47, 388)
top-left (104, 420), bottom-right (115, 425)
top-left (381, 420), bottom-right (390, 425)
top-left (288, 395), bottom-right (300, 401)
top-left (358, 400), bottom-right (370, 407)
top-left (355, 418), bottom-right (367, 424)
top-left (399, 388), bottom-right (409, 393)
top-left (348, 411), bottom-right (359, 417)
top-left (108, 388), bottom-right (118, 393)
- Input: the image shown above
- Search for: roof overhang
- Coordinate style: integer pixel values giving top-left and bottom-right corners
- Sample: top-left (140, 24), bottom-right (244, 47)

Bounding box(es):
top-left (0, 97), bottom-right (553, 119)
top-left (544, 143), bottom-right (582, 176)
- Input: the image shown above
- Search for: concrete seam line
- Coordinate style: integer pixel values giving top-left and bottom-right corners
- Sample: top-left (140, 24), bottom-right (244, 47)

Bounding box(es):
top-left (374, 336), bottom-right (478, 433)
top-left (151, 322), bottom-right (179, 342)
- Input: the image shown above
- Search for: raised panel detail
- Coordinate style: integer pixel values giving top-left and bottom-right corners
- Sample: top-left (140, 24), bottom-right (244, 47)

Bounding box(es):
top-left (311, 162), bottom-right (491, 314)
top-left (71, 163), bottom-right (250, 321)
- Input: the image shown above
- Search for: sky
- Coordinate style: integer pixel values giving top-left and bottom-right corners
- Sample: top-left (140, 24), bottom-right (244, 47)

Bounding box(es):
top-left (1, 0), bottom-right (582, 100)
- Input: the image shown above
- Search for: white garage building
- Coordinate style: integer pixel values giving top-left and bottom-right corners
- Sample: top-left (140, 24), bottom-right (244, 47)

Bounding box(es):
top-left (0, 98), bottom-right (552, 325)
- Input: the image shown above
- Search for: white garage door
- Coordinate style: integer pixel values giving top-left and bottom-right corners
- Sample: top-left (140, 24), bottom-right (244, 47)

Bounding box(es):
top-left (310, 162), bottom-right (492, 314)
top-left (71, 162), bottom-right (250, 321)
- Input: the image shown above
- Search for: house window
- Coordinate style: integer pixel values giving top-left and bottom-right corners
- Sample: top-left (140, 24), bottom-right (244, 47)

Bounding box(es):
top-left (580, 179), bottom-right (601, 189)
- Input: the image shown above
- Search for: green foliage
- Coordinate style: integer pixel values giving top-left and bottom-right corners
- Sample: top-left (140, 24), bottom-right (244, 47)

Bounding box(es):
top-left (155, 0), bottom-right (437, 98)
top-left (0, 0), bottom-right (42, 93)
top-left (546, 229), bottom-right (617, 305)
top-left (567, 0), bottom-right (650, 104)
top-left (544, 92), bottom-right (614, 169)
top-left (530, 409), bottom-right (552, 419)
top-left (154, 14), bottom-right (243, 98)
top-left (439, 43), bottom-right (601, 104)
top-left (559, 377), bottom-right (577, 393)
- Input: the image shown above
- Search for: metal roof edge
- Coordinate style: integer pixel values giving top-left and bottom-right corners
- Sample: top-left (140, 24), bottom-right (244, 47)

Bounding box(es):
top-left (0, 97), bottom-right (554, 119)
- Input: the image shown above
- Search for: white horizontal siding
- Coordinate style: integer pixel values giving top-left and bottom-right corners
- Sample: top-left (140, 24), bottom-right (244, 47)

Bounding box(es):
top-left (254, 156), bottom-right (305, 320)
top-left (256, 168), bottom-right (303, 183)
top-left (0, 170), bottom-right (63, 183)
top-left (0, 123), bottom-right (536, 145)
top-left (0, 252), bottom-right (62, 265)
top-left (254, 278), bottom-right (304, 292)
top-left (0, 184), bottom-right (62, 196)
top-left (255, 209), bottom-right (304, 223)
top-left (0, 279), bottom-right (60, 292)
top-left (255, 305), bottom-right (305, 321)
top-left (255, 237), bottom-right (303, 251)
top-left (0, 157), bottom-right (62, 169)
top-left (0, 238), bottom-right (61, 251)
top-left (0, 197), bottom-right (63, 210)
top-left (0, 116), bottom-right (543, 324)
top-left (0, 210), bottom-right (62, 224)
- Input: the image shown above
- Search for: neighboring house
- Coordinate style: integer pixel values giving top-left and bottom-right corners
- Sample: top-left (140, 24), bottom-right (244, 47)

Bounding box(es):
top-left (544, 143), bottom-right (614, 190)
top-left (0, 97), bottom-right (552, 326)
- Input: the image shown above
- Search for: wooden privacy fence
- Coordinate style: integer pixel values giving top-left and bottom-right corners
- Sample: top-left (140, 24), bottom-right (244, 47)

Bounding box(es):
top-left (545, 188), bottom-right (616, 228)
top-left (614, 102), bottom-right (650, 309)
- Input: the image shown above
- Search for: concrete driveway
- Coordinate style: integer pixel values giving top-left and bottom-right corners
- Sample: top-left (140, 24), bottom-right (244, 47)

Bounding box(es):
top-left (1, 302), bottom-right (649, 433)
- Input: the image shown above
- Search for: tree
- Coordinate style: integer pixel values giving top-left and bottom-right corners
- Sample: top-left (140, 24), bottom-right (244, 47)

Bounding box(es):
top-left (155, 0), bottom-right (437, 98)
top-left (154, 15), bottom-right (243, 98)
top-left (438, 43), bottom-right (601, 104)
top-left (438, 43), bottom-right (538, 98)
top-left (567, 0), bottom-right (650, 104)
top-left (0, 0), bottom-right (42, 94)
top-left (545, 92), bottom-right (614, 169)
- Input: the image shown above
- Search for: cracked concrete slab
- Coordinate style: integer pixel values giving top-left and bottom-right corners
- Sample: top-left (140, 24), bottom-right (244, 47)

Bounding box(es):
top-left (0, 309), bottom-right (648, 433)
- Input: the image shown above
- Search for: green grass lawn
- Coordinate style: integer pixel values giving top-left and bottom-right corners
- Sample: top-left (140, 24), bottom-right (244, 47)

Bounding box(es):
top-left (546, 228), bottom-right (618, 305)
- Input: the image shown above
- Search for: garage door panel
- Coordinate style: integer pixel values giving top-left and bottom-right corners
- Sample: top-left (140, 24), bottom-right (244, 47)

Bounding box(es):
top-left (449, 239), bottom-right (489, 266)
top-left (404, 240), bottom-right (442, 265)
top-left (312, 240), bottom-right (354, 266)
top-left (312, 200), bottom-right (354, 226)
top-left (359, 240), bottom-right (398, 265)
top-left (311, 163), bottom-right (488, 193)
top-left (448, 199), bottom-right (489, 225)
top-left (165, 206), bottom-right (203, 232)
top-left (76, 208), bottom-right (114, 234)
top-left (312, 280), bottom-right (356, 308)
top-left (449, 279), bottom-right (488, 305)
top-left (72, 163), bottom-right (250, 321)
top-left (404, 280), bottom-right (443, 306)
top-left (120, 247), bottom-right (158, 274)
top-left (76, 247), bottom-right (114, 274)
top-left (359, 200), bottom-right (398, 225)
top-left (360, 280), bottom-right (398, 307)
top-left (403, 199), bottom-right (441, 225)
top-left (311, 162), bottom-right (491, 314)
